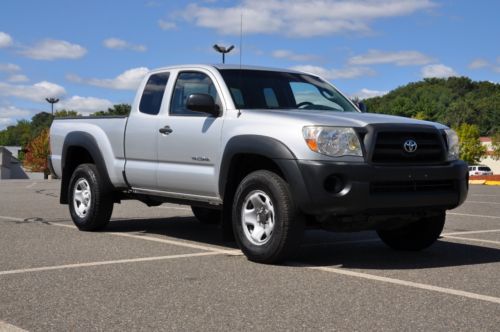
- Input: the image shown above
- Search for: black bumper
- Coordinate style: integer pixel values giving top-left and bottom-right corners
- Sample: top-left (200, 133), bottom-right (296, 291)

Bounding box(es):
top-left (277, 159), bottom-right (468, 217)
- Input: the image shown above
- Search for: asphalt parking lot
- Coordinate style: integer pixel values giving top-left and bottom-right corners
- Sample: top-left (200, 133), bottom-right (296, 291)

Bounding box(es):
top-left (1, 180), bottom-right (499, 331)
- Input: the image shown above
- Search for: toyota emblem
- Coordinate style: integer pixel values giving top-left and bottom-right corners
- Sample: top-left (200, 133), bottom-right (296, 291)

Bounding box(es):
top-left (403, 139), bottom-right (418, 153)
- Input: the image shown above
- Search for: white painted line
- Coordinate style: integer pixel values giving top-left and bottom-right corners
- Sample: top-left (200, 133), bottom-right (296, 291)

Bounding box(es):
top-left (443, 235), bottom-right (500, 247)
top-left (471, 194), bottom-right (499, 197)
top-left (447, 212), bottom-right (500, 220)
top-left (0, 252), bottom-right (223, 277)
top-left (0, 215), bottom-right (25, 222)
top-left (308, 265), bottom-right (500, 305)
top-left (442, 229), bottom-right (500, 236)
top-left (25, 182), bottom-right (37, 189)
top-left (465, 201), bottom-right (500, 205)
top-left (50, 222), bottom-right (240, 255)
top-left (0, 321), bottom-right (28, 332)
top-left (157, 206), bottom-right (191, 211)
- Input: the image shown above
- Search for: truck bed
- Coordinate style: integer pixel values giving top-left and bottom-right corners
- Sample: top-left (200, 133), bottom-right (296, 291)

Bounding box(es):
top-left (50, 116), bottom-right (129, 187)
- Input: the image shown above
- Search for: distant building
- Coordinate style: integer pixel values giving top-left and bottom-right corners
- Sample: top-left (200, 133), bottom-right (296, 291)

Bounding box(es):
top-left (479, 137), bottom-right (500, 174)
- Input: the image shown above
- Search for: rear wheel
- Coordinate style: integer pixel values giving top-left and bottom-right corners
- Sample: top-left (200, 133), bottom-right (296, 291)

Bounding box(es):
top-left (191, 206), bottom-right (221, 224)
top-left (232, 170), bottom-right (304, 264)
top-left (377, 212), bottom-right (445, 251)
top-left (68, 164), bottom-right (113, 231)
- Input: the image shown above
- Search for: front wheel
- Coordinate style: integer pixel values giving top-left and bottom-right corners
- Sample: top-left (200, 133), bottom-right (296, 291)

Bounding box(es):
top-left (68, 164), bottom-right (114, 231)
top-left (377, 212), bottom-right (445, 251)
top-left (232, 170), bottom-right (304, 264)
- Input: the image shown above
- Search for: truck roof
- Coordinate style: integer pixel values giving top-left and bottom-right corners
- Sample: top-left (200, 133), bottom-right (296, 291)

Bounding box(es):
top-left (148, 64), bottom-right (306, 75)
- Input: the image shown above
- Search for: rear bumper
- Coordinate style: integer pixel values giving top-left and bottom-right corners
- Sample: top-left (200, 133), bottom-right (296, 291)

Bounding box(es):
top-left (278, 159), bottom-right (468, 217)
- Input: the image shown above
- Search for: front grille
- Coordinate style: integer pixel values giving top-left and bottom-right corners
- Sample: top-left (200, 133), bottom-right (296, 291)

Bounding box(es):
top-left (371, 131), bottom-right (445, 164)
top-left (370, 180), bottom-right (455, 194)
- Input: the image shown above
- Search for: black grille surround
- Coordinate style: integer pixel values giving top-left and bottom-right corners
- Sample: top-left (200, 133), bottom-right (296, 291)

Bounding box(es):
top-left (362, 125), bottom-right (447, 165)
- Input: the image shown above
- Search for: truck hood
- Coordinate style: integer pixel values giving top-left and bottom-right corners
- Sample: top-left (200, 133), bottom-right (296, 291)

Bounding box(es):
top-left (243, 109), bottom-right (448, 130)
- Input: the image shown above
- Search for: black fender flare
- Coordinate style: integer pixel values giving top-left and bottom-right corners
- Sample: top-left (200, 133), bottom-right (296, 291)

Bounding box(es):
top-left (60, 131), bottom-right (114, 204)
top-left (218, 135), bottom-right (310, 210)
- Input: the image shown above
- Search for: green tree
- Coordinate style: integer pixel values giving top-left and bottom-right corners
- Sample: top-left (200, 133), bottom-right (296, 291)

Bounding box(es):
top-left (454, 123), bottom-right (486, 164)
top-left (54, 109), bottom-right (79, 118)
top-left (92, 104), bottom-right (131, 116)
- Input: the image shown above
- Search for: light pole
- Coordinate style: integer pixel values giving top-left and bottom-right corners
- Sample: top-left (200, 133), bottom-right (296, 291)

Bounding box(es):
top-left (213, 44), bottom-right (234, 64)
top-left (45, 97), bottom-right (59, 116)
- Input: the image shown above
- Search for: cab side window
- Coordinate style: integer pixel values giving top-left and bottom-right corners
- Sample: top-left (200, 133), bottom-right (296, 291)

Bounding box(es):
top-left (170, 72), bottom-right (221, 116)
top-left (139, 72), bottom-right (170, 115)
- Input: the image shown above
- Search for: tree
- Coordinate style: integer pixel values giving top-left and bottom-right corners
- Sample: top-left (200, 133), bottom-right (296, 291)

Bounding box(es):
top-left (92, 104), bottom-right (131, 116)
top-left (23, 128), bottom-right (50, 173)
top-left (454, 123), bottom-right (486, 165)
top-left (54, 109), bottom-right (79, 118)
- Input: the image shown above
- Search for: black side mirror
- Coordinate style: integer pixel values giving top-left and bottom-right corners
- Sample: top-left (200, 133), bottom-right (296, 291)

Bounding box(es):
top-left (357, 101), bottom-right (367, 113)
top-left (186, 93), bottom-right (220, 117)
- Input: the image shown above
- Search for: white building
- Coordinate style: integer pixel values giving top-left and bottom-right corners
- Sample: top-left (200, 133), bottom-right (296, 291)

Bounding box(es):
top-left (479, 137), bottom-right (500, 174)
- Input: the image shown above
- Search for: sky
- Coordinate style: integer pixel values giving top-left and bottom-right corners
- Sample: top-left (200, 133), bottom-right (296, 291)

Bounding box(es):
top-left (0, 0), bottom-right (499, 129)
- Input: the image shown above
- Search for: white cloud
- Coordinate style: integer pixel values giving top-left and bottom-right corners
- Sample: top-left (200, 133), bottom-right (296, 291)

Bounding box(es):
top-left (0, 63), bottom-right (21, 73)
top-left (56, 96), bottom-right (113, 114)
top-left (20, 39), bottom-right (87, 60)
top-left (272, 49), bottom-right (319, 62)
top-left (421, 64), bottom-right (458, 78)
top-left (181, 0), bottom-right (436, 37)
top-left (0, 105), bottom-right (31, 129)
top-left (468, 58), bottom-right (489, 69)
top-left (350, 88), bottom-right (388, 99)
top-left (158, 19), bottom-right (177, 30)
top-left (0, 81), bottom-right (66, 102)
top-left (103, 38), bottom-right (147, 52)
top-left (291, 65), bottom-right (376, 80)
top-left (0, 32), bottom-right (13, 48)
top-left (67, 67), bottom-right (149, 90)
top-left (7, 74), bottom-right (29, 83)
top-left (348, 50), bottom-right (434, 66)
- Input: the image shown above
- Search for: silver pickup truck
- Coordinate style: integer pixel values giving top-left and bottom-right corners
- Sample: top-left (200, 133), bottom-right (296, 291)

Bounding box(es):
top-left (50, 64), bottom-right (468, 263)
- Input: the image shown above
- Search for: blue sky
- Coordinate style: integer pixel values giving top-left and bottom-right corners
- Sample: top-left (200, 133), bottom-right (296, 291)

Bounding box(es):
top-left (0, 0), bottom-right (499, 129)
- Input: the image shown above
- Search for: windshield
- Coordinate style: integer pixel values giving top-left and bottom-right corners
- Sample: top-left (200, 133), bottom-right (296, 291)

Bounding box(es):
top-left (219, 69), bottom-right (358, 112)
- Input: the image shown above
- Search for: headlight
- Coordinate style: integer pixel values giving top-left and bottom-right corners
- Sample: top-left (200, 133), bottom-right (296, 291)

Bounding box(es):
top-left (303, 126), bottom-right (362, 157)
top-left (445, 129), bottom-right (459, 160)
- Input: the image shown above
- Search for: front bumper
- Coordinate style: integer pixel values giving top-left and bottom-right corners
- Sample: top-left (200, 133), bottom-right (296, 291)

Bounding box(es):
top-left (278, 159), bottom-right (468, 217)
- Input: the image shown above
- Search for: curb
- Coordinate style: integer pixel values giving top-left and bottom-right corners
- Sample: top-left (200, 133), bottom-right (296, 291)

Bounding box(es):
top-left (469, 180), bottom-right (500, 186)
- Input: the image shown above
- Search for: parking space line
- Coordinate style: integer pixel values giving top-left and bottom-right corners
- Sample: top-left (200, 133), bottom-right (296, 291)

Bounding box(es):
top-left (0, 320), bottom-right (28, 332)
top-left (0, 215), bottom-right (25, 222)
top-left (442, 236), bottom-right (500, 247)
top-left (157, 206), bottom-right (191, 211)
top-left (442, 229), bottom-right (500, 236)
top-left (465, 201), bottom-right (500, 205)
top-left (471, 194), bottom-right (499, 197)
top-left (307, 265), bottom-right (500, 305)
top-left (0, 252), bottom-right (223, 277)
top-left (50, 222), bottom-right (241, 255)
top-left (448, 212), bottom-right (500, 220)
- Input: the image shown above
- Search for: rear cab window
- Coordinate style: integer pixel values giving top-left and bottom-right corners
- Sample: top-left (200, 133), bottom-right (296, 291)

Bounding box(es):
top-left (139, 72), bottom-right (170, 115)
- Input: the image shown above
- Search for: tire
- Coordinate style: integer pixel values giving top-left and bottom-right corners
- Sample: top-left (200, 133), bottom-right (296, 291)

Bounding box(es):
top-left (68, 163), bottom-right (114, 231)
top-left (232, 170), bottom-right (304, 264)
top-left (191, 206), bottom-right (221, 224)
top-left (377, 212), bottom-right (445, 251)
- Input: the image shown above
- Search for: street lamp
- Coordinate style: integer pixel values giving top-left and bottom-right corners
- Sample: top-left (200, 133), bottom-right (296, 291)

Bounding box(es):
top-left (213, 44), bottom-right (234, 64)
top-left (45, 97), bottom-right (59, 116)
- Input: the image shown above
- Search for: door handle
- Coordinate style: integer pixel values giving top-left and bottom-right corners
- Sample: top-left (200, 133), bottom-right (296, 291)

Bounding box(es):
top-left (159, 126), bottom-right (173, 135)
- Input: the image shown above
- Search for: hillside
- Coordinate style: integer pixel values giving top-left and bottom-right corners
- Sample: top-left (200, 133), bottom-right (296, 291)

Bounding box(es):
top-left (363, 77), bottom-right (500, 136)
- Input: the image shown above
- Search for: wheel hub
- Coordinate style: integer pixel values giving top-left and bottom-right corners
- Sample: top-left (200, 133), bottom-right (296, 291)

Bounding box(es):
top-left (241, 190), bottom-right (275, 246)
top-left (73, 178), bottom-right (91, 218)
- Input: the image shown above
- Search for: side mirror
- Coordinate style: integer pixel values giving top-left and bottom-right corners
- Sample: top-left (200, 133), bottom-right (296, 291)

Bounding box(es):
top-left (357, 101), bottom-right (367, 113)
top-left (186, 93), bottom-right (220, 117)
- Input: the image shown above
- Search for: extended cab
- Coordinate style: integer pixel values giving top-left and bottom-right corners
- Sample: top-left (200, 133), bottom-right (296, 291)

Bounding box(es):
top-left (50, 65), bottom-right (468, 263)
